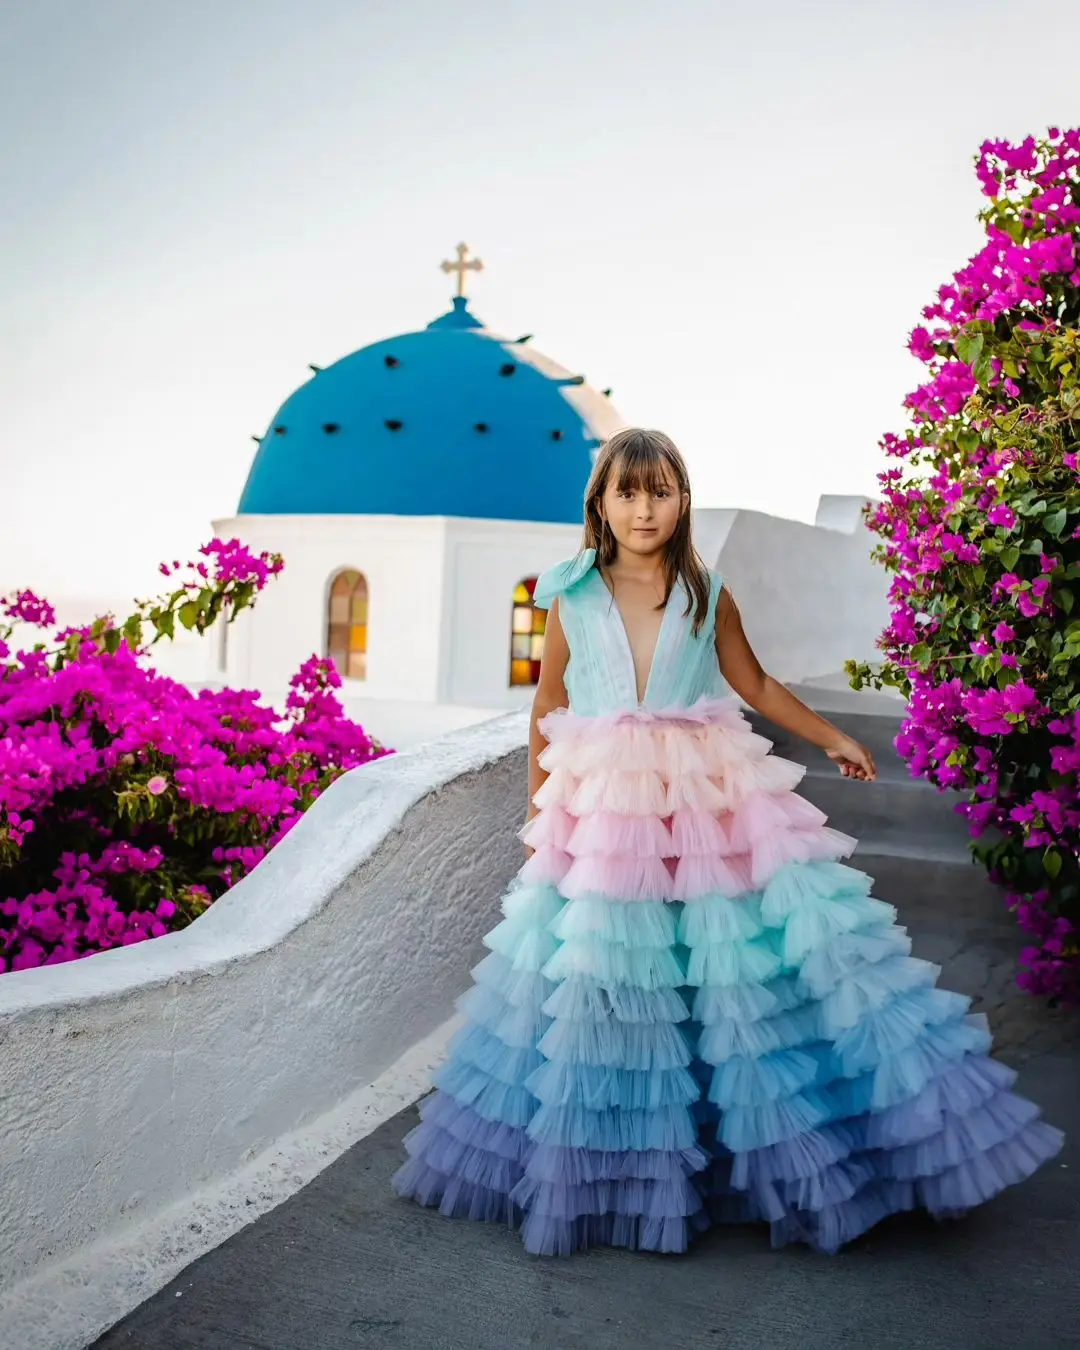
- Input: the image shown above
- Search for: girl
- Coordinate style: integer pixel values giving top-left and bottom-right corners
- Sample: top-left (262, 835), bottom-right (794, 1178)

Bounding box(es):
top-left (393, 427), bottom-right (1062, 1257)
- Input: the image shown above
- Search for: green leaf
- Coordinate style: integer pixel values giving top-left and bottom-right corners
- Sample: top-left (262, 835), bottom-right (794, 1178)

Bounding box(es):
top-left (1044, 507), bottom-right (1068, 537)
top-left (957, 429), bottom-right (980, 455)
top-left (972, 353), bottom-right (994, 387)
top-left (1000, 545), bottom-right (1021, 570)
top-left (1054, 588), bottom-right (1076, 614)
top-left (178, 601), bottom-right (200, 631)
top-left (1043, 848), bottom-right (1062, 881)
top-left (956, 332), bottom-right (984, 365)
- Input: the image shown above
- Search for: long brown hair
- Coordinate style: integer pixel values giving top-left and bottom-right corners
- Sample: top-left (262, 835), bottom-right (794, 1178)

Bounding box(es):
top-left (582, 427), bottom-right (712, 634)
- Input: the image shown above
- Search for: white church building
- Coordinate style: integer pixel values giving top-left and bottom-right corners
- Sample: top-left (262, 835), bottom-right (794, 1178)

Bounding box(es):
top-left (208, 246), bottom-right (893, 747)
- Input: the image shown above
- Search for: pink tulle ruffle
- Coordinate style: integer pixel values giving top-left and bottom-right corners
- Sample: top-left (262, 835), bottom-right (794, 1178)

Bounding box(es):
top-left (529, 703), bottom-right (855, 901)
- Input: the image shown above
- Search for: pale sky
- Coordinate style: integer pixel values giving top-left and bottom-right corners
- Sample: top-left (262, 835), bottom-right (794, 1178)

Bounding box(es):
top-left (2, 0), bottom-right (1077, 600)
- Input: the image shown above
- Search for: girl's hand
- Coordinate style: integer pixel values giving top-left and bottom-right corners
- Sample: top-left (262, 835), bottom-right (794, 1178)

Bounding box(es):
top-left (825, 735), bottom-right (877, 782)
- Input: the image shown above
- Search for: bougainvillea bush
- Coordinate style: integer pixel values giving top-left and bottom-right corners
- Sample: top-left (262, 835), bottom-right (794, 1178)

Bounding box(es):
top-left (0, 540), bottom-right (389, 974)
top-left (848, 126), bottom-right (1080, 1003)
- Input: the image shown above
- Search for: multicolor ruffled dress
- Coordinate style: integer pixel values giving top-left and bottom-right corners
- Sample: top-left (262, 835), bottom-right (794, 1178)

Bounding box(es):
top-left (392, 550), bottom-right (1063, 1256)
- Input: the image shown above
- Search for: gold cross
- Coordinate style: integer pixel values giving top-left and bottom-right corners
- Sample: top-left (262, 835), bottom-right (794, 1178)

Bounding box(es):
top-left (440, 241), bottom-right (484, 298)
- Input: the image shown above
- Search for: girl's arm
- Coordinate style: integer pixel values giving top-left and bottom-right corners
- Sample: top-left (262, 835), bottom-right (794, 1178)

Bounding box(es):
top-left (714, 586), bottom-right (876, 782)
top-left (525, 598), bottom-right (571, 838)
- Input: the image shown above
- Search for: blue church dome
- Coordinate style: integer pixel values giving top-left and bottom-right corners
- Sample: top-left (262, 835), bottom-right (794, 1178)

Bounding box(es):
top-left (238, 279), bottom-right (625, 523)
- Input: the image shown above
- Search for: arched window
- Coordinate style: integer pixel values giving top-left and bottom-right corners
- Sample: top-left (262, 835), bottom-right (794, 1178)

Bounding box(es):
top-left (509, 577), bottom-right (547, 686)
top-left (327, 570), bottom-right (368, 680)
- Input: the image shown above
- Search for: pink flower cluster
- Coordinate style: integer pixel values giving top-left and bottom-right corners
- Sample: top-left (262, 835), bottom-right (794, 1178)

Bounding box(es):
top-left (160, 537), bottom-right (285, 590)
top-left (1, 546), bottom-right (390, 974)
top-left (862, 126), bottom-right (1080, 1002)
top-left (3, 590), bottom-right (56, 628)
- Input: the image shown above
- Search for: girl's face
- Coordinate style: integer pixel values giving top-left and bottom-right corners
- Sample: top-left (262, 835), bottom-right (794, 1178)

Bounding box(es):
top-left (600, 458), bottom-right (688, 559)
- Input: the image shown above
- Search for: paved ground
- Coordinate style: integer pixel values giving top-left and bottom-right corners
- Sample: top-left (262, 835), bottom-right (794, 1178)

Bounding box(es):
top-left (89, 1062), bottom-right (1080, 1350)
top-left (92, 709), bottom-right (1080, 1350)
top-left (91, 854), bottom-right (1080, 1350)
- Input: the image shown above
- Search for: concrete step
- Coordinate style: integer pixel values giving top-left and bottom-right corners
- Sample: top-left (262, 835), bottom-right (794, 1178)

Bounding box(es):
top-left (786, 678), bottom-right (908, 718)
top-left (799, 769), bottom-right (973, 863)
top-left (745, 707), bottom-right (974, 863)
top-left (748, 705), bottom-right (907, 766)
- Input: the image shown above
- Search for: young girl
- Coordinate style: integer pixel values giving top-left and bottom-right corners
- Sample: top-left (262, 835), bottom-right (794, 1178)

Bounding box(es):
top-left (393, 427), bottom-right (1062, 1256)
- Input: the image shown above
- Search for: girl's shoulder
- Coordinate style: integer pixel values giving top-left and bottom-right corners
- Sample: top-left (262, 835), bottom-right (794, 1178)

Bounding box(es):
top-left (533, 549), bottom-right (598, 611)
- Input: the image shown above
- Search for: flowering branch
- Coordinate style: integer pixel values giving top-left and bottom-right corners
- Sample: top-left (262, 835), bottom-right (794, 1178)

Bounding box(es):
top-left (848, 126), bottom-right (1080, 1002)
top-left (0, 539), bottom-right (389, 974)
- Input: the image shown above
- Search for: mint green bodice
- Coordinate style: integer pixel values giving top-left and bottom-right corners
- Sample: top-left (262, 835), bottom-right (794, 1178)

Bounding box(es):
top-left (533, 550), bottom-right (727, 715)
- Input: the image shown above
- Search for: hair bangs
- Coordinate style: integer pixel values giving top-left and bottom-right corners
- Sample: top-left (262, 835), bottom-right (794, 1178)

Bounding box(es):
top-left (610, 431), bottom-right (681, 496)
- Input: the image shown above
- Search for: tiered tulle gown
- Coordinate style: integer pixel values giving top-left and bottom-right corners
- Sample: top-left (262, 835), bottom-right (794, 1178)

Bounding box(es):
top-left (392, 550), bottom-right (1063, 1256)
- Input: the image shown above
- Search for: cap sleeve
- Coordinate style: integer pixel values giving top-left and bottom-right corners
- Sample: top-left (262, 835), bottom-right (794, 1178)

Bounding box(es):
top-left (532, 548), bottom-right (597, 611)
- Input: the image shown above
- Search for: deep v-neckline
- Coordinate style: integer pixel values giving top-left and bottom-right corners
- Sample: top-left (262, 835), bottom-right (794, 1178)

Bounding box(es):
top-left (594, 566), bottom-right (672, 705)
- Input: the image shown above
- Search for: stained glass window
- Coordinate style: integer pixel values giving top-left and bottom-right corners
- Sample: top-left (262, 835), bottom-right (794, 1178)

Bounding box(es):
top-left (327, 570), bottom-right (368, 680)
top-left (509, 576), bottom-right (546, 686)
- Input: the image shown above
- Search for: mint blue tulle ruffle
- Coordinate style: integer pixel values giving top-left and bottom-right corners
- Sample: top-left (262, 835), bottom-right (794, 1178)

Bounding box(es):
top-left (394, 846), bottom-right (1063, 1257)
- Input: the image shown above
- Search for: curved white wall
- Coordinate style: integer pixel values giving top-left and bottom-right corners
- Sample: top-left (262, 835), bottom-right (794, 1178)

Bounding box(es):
top-left (0, 713), bottom-right (529, 1349)
top-left (701, 504), bottom-right (889, 684)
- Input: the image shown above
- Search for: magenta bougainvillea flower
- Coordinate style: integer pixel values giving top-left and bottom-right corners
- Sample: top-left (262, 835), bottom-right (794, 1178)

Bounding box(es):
top-left (849, 126), bottom-right (1080, 1003)
top-left (0, 540), bottom-right (390, 974)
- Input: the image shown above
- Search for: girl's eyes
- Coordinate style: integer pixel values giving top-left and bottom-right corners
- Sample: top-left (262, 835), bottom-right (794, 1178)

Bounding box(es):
top-left (617, 490), bottom-right (671, 500)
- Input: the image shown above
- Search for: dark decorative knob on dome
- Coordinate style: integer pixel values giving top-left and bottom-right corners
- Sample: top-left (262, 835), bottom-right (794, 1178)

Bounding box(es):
top-left (560, 375), bottom-right (586, 387)
top-left (309, 364), bottom-right (323, 374)
top-left (274, 424), bottom-right (287, 435)
top-left (514, 334), bottom-right (533, 345)
top-left (602, 388), bottom-right (613, 398)
top-left (385, 419), bottom-right (404, 431)
top-left (551, 429), bottom-right (564, 441)
top-left (474, 422), bottom-right (490, 433)
top-left (499, 363), bottom-right (516, 377)
top-left (384, 354), bottom-right (399, 368)
top-left (322, 422), bottom-right (340, 434)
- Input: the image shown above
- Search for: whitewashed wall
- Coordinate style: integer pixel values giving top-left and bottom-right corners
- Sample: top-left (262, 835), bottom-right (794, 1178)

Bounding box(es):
top-left (699, 499), bottom-right (889, 685)
top-left (210, 513), bottom-right (580, 718)
top-left (212, 513), bottom-right (448, 702)
top-left (0, 714), bottom-right (529, 1350)
top-left (441, 517), bottom-right (580, 707)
